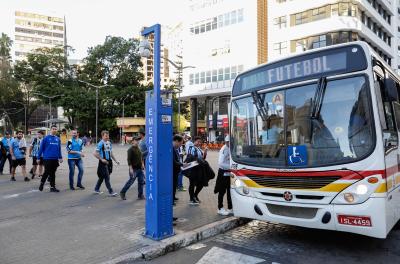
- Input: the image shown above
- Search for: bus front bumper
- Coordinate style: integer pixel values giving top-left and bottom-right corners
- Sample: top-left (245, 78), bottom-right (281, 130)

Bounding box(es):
top-left (231, 190), bottom-right (387, 238)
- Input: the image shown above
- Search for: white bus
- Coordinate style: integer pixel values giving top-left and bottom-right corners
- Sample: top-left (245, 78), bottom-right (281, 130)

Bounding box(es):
top-left (229, 42), bottom-right (400, 238)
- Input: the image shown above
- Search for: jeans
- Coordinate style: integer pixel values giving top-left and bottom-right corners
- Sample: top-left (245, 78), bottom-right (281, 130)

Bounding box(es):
top-left (0, 154), bottom-right (12, 174)
top-left (120, 169), bottom-right (144, 197)
top-left (68, 159), bottom-right (84, 188)
top-left (95, 161), bottom-right (114, 194)
top-left (41, 160), bottom-right (59, 188)
top-left (177, 171), bottom-right (184, 188)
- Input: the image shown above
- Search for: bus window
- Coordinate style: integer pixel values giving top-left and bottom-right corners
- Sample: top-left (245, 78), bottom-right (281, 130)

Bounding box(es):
top-left (377, 75), bottom-right (398, 150)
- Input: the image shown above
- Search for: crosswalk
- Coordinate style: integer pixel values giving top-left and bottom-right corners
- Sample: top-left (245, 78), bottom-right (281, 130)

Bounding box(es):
top-left (194, 246), bottom-right (265, 264)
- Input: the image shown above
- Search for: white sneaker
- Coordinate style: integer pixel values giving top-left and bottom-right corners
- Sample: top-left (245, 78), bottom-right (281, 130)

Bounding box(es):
top-left (226, 209), bottom-right (233, 215)
top-left (93, 190), bottom-right (103, 194)
top-left (109, 192), bottom-right (118, 197)
top-left (217, 208), bottom-right (229, 216)
top-left (189, 200), bottom-right (199, 206)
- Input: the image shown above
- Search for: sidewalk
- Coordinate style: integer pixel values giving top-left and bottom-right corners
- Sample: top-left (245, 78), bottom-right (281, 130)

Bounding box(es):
top-left (0, 145), bottom-right (240, 264)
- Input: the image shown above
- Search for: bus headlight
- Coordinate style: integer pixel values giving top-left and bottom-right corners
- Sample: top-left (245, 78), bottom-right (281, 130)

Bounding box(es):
top-left (231, 175), bottom-right (253, 197)
top-left (332, 175), bottom-right (381, 205)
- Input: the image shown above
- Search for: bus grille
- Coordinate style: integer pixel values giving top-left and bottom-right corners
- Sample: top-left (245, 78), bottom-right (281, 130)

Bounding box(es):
top-left (246, 175), bottom-right (340, 189)
top-left (266, 204), bottom-right (318, 219)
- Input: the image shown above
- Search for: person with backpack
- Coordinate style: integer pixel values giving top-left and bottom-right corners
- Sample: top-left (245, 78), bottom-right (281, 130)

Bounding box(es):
top-left (0, 131), bottom-right (12, 175)
top-left (93, 130), bottom-right (119, 196)
top-left (28, 130), bottom-right (44, 179)
top-left (66, 129), bottom-right (85, 190)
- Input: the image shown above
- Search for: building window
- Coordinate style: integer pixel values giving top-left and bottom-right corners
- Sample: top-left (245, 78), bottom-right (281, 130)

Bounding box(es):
top-left (231, 66), bottom-right (237, 79)
top-left (224, 13), bottom-right (230, 26)
top-left (274, 16), bottom-right (287, 28)
top-left (274, 41), bottom-right (287, 55)
top-left (218, 68), bottom-right (223, 81)
top-left (206, 71), bottom-right (211, 83)
top-left (224, 67), bottom-right (230, 80)
top-left (231, 10), bottom-right (237, 24)
top-left (212, 17), bottom-right (217, 30)
top-left (212, 70), bottom-right (218, 82)
top-left (312, 7), bottom-right (326, 20)
top-left (311, 35), bottom-right (326, 49)
top-left (238, 9), bottom-right (244, 22)
top-left (295, 12), bottom-right (308, 25)
top-left (200, 72), bottom-right (206, 84)
top-left (189, 74), bottom-right (194, 85)
top-left (195, 73), bottom-right (199, 84)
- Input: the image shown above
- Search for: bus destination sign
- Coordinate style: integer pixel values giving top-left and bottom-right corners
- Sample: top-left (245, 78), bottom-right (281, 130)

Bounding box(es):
top-left (233, 45), bottom-right (367, 96)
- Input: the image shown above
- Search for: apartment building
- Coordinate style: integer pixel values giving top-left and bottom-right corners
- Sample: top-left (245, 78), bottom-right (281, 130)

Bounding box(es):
top-left (182, 0), bottom-right (267, 141)
top-left (268, 0), bottom-right (398, 72)
top-left (14, 11), bottom-right (66, 61)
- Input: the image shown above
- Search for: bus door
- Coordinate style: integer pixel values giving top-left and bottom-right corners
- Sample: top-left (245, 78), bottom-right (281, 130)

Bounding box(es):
top-left (375, 70), bottom-right (400, 227)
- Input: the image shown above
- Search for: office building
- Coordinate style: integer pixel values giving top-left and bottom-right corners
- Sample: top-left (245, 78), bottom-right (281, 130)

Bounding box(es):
top-left (182, 0), bottom-right (267, 141)
top-left (268, 0), bottom-right (397, 71)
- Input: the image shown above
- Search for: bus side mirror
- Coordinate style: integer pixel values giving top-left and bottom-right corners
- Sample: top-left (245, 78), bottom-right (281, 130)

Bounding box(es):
top-left (384, 78), bottom-right (398, 102)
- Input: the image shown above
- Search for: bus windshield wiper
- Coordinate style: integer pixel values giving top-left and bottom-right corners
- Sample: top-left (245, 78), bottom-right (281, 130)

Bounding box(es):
top-left (251, 91), bottom-right (269, 122)
top-left (311, 77), bottom-right (327, 119)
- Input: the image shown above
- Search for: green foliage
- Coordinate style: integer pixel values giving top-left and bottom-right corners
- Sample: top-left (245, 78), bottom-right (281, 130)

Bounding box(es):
top-left (12, 35), bottom-right (147, 136)
top-left (0, 33), bottom-right (25, 132)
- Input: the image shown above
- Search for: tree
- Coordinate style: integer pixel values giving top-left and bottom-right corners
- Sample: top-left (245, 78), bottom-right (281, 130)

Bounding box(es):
top-left (0, 33), bottom-right (24, 132)
top-left (79, 36), bottom-right (145, 135)
top-left (13, 46), bottom-right (66, 130)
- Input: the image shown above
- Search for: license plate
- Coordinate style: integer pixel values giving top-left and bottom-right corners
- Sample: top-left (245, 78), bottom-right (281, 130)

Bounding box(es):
top-left (337, 215), bottom-right (372, 227)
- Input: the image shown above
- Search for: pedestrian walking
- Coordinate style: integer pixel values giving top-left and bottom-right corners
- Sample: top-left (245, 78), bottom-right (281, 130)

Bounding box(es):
top-left (28, 130), bottom-right (44, 179)
top-left (177, 143), bottom-right (186, 191)
top-left (66, 129), bottom-right (85, 190)
top-left (173, 135), bottom-right (184, 205)
top-left (185, 136), bottom-right (213, 205)
top-left (120, 136), bottom-right (145, 200)
top-left (9, 130), bottom-right (30, 182)
top-left (38, 125), bottom-right (63, 192)
top-left (172, 135), bottom-right (184, 224)
top-left (0, 132), bottom-right (12, 175)
top-left (138, 130), bottom-right (148, 165)
top-left (214, 135), bottom-right (233, 216)
top-left (93, 131), bottom-right (119, 196)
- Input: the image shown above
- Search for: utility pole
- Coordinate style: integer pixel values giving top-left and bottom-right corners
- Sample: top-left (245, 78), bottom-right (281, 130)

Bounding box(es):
top-left (77, 80), bottom-right (114, 143)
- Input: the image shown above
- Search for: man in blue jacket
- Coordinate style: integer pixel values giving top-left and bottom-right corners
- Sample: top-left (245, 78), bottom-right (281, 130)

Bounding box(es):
top-left (38, 125), bottom-right (63, 192)
top-left (0, 132), bottom-right (12, 175)
top-left (66, 129), bottom-right (85, 190)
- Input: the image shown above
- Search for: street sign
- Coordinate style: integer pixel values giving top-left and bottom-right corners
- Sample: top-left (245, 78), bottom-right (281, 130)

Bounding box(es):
top-left (142, 24), bottom-right (174, 241)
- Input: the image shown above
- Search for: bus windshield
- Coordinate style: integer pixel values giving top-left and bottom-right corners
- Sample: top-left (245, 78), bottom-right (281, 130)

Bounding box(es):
top-left (231, 75), bottom-right (375, 168)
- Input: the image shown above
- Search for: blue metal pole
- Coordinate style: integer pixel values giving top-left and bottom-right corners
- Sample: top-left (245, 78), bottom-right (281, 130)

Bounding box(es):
top-left (142, 24), bottom-right (174, 240)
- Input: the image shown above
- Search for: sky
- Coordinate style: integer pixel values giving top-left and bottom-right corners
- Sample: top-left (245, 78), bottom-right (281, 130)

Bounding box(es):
top-left (0, 0), bottom-right (185, 60)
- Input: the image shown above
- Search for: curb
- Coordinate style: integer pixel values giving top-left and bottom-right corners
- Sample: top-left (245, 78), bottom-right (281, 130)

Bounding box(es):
top-left (102, 216), bottom-right (249, 264)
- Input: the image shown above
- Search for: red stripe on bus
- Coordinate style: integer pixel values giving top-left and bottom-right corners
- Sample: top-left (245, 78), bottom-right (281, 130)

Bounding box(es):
top-left (232, 169), bottom-right (385, 180)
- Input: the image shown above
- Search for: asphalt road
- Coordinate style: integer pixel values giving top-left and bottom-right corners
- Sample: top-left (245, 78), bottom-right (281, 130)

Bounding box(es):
top-left (0, 145), bottom-right (225, 264)
top-left (136, 219), bottom-right (400, 264)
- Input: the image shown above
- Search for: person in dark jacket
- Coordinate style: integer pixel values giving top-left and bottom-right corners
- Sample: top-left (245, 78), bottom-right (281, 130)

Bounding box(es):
top-left (38, 125), bottom-right (63, 192)
top-left (120, 136), bottom-right (145, 200)
top-left (186, 136), bottom-right (210, 205)
top-left (172, 135), bottom-right (184, 205)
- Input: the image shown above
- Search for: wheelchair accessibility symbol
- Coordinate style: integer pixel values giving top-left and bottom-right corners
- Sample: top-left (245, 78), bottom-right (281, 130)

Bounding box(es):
top-left (287, 145), bottom-right (307, 166)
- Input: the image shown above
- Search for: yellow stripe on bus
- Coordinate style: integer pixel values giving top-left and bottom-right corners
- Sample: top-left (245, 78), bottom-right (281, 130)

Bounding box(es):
top-left (375, 183), bottom-right (387, 193)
